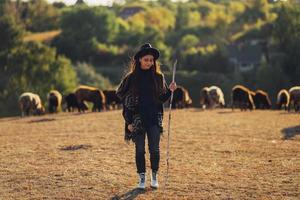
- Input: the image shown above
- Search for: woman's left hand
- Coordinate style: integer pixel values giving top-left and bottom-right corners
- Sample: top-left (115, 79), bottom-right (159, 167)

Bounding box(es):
top-left (169, 82), bottom-right (177, 92)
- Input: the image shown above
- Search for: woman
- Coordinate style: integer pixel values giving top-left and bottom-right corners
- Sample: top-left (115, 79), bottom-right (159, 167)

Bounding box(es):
top-left (116, 43), bottom-right (177, 189)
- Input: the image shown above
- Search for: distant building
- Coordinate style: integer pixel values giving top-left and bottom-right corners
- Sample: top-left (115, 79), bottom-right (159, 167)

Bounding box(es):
top-left (228, 40), bottom-right (264, 73)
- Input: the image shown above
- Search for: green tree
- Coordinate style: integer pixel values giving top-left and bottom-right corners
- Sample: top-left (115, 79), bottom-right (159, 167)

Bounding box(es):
top-left (19, 0), bottom-right (59, 32)
top-left (272, 5), bottom-right (300, 84)
top-left (157, 0), bottom-right (176, 11)
top-left (0, 14), bottom-right (23, 90)
top-left (0, 42), bottom-right (77, 115)
top-left (53, 6), bottom-right (119, 61)
top-left (0, 0), bottom-right (6, 15)
top-left (175, 4), bottom-right (189, 31)
top-left (239, 0), bottom-right (270, 23)
top-left (273, 5), bottom-right (300, 51)
top-left (144, 7), bottom-right (175, 32)
top-left (179, 34), bottom-right (199, 50)
top-left (0, 15), bottom-right (23, 53)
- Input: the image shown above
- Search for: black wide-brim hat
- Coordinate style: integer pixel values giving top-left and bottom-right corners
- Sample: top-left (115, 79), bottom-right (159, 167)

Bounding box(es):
top-left (134, 43), bottom-right (160, 60)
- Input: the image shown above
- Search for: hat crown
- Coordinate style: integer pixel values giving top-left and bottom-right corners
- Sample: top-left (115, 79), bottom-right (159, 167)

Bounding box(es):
top-left (140, 43), bottom-right (152, 49)
top-left (134, 43), bottom-right (159, 60)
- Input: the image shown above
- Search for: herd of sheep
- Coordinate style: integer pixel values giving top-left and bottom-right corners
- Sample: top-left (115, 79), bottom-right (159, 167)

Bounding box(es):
top-left (18, 84), bottom-right (300, 117)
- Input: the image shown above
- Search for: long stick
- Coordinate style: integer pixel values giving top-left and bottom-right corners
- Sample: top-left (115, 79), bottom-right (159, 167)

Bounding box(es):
top-left (162, 60), bottom-right (177, 196)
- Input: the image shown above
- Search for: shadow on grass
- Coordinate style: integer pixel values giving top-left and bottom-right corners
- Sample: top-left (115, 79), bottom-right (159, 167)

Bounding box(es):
top-left (0, 116), bottom-right (21, 122)
top-left (217, 111), bottom-right (235, 114)
top-left (28, 118), bottom-right (55, 123)
top-left (188, 108), bottom-right (235, 113)
top-left (111, 188), bottom-right (146, 200)
top-left (59, 144), bottom-right (92, 151)
top-left (71, 111), bottom-right (99, 116)
top-left (279, 111), bottom-right (300, 115)
top-left (281, 125), bottom-right (300, 140)
top-left (188, 108), bottom-right (205, 112)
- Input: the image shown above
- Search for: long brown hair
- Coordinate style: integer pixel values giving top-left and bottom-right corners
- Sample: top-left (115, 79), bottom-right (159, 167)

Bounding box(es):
top-left (125, 57), bottom-right (162, 98)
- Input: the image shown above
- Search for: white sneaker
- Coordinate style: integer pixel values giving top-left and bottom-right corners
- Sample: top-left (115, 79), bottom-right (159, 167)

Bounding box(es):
top-left (150, 171), bottom-right (159, 189)
top-left (137, 173), bottom-right (146, 189)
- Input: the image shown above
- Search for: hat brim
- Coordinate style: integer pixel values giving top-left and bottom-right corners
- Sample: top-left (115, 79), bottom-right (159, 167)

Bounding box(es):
top-left (134, 48), bottom-right (160, 60)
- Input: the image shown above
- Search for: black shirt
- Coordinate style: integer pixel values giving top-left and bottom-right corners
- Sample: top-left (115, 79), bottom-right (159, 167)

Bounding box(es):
top-left (138, 69), bottom-right (158, 128)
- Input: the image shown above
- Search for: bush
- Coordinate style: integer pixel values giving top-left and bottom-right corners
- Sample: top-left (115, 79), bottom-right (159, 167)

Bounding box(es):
top-left (73, 62), bottom-right (112, 90)
top-left (0, 42), bottom-right (77, 116)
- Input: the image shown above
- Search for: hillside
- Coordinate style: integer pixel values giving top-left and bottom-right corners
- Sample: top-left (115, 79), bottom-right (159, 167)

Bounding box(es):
top-left (0, 109), bottom-right (299, 199)
top-left (23, 30), bottom-right (61, 43)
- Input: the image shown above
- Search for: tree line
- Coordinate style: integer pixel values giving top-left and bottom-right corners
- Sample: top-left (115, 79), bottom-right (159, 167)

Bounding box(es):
top-left (1, 0), bottom-right (300, 116)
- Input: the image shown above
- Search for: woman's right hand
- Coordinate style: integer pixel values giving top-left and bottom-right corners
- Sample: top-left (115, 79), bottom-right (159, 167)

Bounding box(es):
top-left (169, 81), bottom-right (177, 92)
top-left (128, 124), bottom-right (134, 132)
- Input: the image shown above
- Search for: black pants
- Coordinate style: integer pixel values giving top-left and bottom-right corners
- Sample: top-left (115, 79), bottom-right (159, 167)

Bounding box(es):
top-left (135, 125), bottom-right (160, 174)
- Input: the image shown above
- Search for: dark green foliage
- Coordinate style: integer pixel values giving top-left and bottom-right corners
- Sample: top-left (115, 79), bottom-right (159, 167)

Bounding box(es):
top-left (52, 2), bottom-right (66, 9)
top-left (237, 0), bottom-right (270, 23)
top-left (175, 4), bottom-right (189, 31)
top-left (255, 62), bottom-right (290, 104)
top-left (198, 49), bottom-right (234, 73)
top-left (19, 0), bottom-right (59, 32)
top-left (73, 62), bottom-right (112, 89)
top-left (0, 15), bottom-right (23, 52)
top-left (0, 42), bottom-right (77, 115)
top-left (272, 4), bottom-right (300, 85)
top-left (53, 6), bottom-right (119, 62)
top-left (0, 12), bottom-right (77, 116)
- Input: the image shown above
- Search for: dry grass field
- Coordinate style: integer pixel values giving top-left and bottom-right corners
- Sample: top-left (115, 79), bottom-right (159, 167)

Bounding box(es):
top-left (0, 109), bottom-right (299, 200)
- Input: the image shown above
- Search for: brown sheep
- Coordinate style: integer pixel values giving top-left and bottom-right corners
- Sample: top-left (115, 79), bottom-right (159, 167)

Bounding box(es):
top-left (62, 93), bottom-right (88, 112)
top-left (277, 89), bottom-right (290, 110)
top-left (103, 90), bottom-right (122, 110)
top-left (47, 90), bottom-right (62, 113)
top-left (253, 90), bottom-right (272, 109)
top-left (172, 86), bottom-right (192, 109)
top-left (288, 86), bottom-right (300, 112)
top-left (231, 85), bottom-right (255, 111)
top-left (75, 85), bottom-right (106, 112)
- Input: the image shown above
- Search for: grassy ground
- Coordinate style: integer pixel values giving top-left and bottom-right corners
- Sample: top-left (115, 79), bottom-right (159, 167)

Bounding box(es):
top-left (0, 109), bottom-right (299, 199)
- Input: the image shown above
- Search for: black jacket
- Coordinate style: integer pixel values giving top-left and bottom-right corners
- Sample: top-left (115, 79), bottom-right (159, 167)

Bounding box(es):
top-left (116, 72), bottom-right (171, 142)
